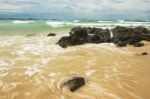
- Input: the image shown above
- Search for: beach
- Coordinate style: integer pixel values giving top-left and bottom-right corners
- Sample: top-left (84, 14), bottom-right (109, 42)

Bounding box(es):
top-left (0, 20), bottom-right (150, 99)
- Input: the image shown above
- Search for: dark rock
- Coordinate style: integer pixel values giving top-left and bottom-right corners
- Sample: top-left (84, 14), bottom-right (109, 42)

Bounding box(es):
top-left (112, 26), bottom-right (138, 41)
top-left (57, 36), bottom-right (71, 48)
top-left (63, 76), bottom-right (85, 92)
top-left (67, 27), bottom-right (88, 46)
top-left (127, 39), bottom-right (141, 45)
top-left (89, 28), bottom-right (111, 43)
top-left (47, 33), bottom-right (56, 36)
top-left (133, 42), bottom-right (144, 47)
top-left (57, 26), bottom-right (150, 48)
top-left (141, 52), bottom-right (148, 55)
top-left (116, 41), bottom-right (127, 47)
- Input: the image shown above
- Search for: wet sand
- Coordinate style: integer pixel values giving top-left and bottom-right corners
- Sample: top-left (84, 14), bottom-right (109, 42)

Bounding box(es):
top-left (0, 35), bottom-right (150, 99)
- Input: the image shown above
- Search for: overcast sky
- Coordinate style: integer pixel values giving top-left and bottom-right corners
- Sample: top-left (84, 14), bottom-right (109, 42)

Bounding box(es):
top-left (0, 0), bottom-right (150, 20)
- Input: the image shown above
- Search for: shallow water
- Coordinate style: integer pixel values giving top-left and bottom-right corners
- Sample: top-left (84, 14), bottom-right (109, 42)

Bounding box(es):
top-left (0, 35), bottom-right (150, 99)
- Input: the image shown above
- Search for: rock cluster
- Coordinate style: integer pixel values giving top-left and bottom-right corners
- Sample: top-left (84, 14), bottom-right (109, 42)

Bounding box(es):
top-left (57, 26), bottom-right (150, 48)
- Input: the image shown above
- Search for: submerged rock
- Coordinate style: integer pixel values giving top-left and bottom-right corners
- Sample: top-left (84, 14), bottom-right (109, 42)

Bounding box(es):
top-left (27, 34), bottom-right (36, 37)
top-left (47, 33), bottom-right (56, 36)
top-left (116, 41), bottom-right (127, 47)
top-left (133, 42), bottom-right (144, 47)
top-left (62, 76), bottom-right (85, 92)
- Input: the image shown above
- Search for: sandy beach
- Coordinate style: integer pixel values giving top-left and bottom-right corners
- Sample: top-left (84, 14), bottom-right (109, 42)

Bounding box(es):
top-left (0, 33), bottom-right (150, 99)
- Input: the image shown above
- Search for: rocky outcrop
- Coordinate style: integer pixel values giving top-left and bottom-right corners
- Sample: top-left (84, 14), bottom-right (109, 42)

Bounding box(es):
top-left (112, 26), bottom-right (150, 47)
top-left (62, 76), bottom-right (85, 92)
top-left (57, 26), bottom-right (150, 48)
top-left (57, 27), bottom-right (112, 48)
top-left (47, 33), bottom-right (56, 36)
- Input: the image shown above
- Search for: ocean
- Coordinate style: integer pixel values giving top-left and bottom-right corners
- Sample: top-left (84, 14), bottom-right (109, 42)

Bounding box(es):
top-left (0, 20), bottom-right (150, 99)
top-left (0, 19), bottom-right (150, 35)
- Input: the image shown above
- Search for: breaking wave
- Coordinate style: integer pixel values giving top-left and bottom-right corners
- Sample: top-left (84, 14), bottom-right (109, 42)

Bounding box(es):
top-left (13, 20), bottom-right (34, 24)
top-left (46, 20), bottom-right (150, 28)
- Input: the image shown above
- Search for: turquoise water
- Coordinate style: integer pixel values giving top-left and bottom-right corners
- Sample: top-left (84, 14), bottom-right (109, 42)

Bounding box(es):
top-left (0, 20), bottom-right (150, 35)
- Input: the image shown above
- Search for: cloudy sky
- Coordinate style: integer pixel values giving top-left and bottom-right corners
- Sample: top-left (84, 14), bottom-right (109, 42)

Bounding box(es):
top-left (0, 0), bottom-right (150, 20)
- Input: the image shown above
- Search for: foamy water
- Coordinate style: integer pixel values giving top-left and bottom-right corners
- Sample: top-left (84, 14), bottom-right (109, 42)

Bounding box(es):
top-left (13, 20), bottom-right (34, 24)
top-left (0, 34), bottom-right (150, 99)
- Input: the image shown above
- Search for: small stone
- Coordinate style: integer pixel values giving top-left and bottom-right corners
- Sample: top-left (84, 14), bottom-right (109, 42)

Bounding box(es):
top-left (141, 52), bottom-right (148, 55)
top-left (47, 33), bottom-right (56, 36)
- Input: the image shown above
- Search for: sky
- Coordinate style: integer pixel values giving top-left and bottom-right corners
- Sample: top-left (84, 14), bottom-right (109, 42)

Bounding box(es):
top-left (0, 0), bottom-right (150, 20)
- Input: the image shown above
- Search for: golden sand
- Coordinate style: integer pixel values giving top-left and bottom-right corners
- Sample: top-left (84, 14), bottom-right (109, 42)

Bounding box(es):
top-left (0, 35), bottom-right (150, 99)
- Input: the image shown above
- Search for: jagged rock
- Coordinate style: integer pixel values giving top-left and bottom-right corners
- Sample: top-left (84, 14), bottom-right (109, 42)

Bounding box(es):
top-left (57, 36), bottom-right (71, 48)
top-left (112, 26), bottom-right (139, 41)
top-left (127, 39), bottom-right (141, 45)
top-left (47, 33), bottom-right (56, 36)
top-left (133, 42), bottom-right (144, 47)
top-left (62, 76), bottom-right (85, 92)
top-left (57, 26), bottom-right (150, 48)
top-left (88, 28), bottom-right (111, 43)
top-left (141, 52), bottom-right (148, 55)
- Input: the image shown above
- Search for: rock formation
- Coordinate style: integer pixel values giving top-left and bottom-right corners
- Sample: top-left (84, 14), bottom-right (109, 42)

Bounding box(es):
top-left (57, 26), bottom-right (150, 48)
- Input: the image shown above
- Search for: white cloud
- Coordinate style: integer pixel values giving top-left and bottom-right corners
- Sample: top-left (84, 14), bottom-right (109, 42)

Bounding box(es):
top-left (0, 0), bottom-right (150, 19)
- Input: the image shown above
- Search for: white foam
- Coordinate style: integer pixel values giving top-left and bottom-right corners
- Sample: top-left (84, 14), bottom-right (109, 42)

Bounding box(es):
top-left (0, 59), bottom-right (14, 67)
top-left (0, 71), bottom-right (8, 77)
top-left (0, 40), bottom-right (15, 47)
top-left (0, 80), bottom-right (3, 87)
top-left (48, 72), bottom-right (61, 77)
top-left (46, 21), bottom-right (65, 27)
top-left (24, 66), bottom-right (41, 77)
top-left (48, 72), bottom-right (57, 77)
top-left (85, 70), bottom-right (96, 76)
top-left (110, 30), bottom-right (113, 38)
top-left (13, 20), bottom-right (34, 24)
top-left (82, 43), bottom-right (131, 54)
top-left (16, 51), bottom-right (25, 58)
top-left (73, 20), bottom-right (79, 23)
top-left (20, 44), bottom-right (46, 55)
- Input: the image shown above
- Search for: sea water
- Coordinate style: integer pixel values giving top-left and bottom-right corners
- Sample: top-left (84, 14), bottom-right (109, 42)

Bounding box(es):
top-left (0, 20), bottom-right (150, 99)
top-left (0, 19), bottom-right (150, 35)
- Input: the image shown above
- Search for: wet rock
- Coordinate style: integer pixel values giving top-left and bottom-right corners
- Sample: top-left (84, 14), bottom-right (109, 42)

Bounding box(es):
top-left (63, 76), bottom-right (85, 92)
top-left (116, 41), bottom-right (127, 47)
top-left (112, 26), bottom-right (136, 41)
top-left (69, 27), bottom-right (88, 45)
top-left (89, 28), bottom-right (111, 43)
top-left (47, 33), bottom-right (56, 36)
top-left (57, 36), bottom-right (71, 48)
top-left (57, 26), bottom-right (150, 48)
top-left (133, 42), bottom-right (144, 47)
top-left (127, 39), bottom-right (141, 45)
top-left (141, 52), bottom-right (148, 55)
top-left (57, 27), bottom-right (111, 47)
